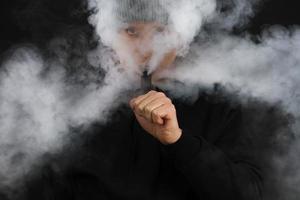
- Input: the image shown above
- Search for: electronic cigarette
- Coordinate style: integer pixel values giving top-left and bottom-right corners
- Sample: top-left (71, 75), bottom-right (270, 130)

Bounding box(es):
top-left (141, 69), bottom-right (154, 92)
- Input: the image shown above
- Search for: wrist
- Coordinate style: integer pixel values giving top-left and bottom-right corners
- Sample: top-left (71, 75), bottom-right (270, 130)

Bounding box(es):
top-left (161, 128), bottom-right (182, 145)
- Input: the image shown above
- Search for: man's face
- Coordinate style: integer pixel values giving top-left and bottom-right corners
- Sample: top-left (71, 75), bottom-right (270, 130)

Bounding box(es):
top-left (112, 21), bottom-right (177, 76)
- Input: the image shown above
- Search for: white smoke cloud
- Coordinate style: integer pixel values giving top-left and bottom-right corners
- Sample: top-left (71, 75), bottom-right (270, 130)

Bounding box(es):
top-left (0, 46), bottom-right (139, 197)
top-left (163, 28), bottom-right (300, 111)
top-left (211, 0), bottom-right (260, 30)
top-left (0, 0), bottom-right (299, 199)
top-left (89, 1), bottom-right (300, 199)
top-left (165, 0), bottom-right (216, 54)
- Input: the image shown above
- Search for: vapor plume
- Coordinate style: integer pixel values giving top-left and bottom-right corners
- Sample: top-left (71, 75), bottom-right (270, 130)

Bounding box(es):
top-left (0, 0), bottom-right (299, 199)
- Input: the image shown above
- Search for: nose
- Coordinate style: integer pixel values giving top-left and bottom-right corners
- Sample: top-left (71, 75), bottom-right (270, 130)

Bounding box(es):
top-left (141, 51), bottom-right (153, 65)
top-left (135, 35), bottom-right (154, 66)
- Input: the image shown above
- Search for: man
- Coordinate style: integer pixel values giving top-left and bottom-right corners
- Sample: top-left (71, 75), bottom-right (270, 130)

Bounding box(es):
top-left (26, 0), bottom-right (263, 199)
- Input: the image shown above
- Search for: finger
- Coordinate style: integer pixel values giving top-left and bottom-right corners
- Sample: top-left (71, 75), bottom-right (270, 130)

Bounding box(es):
top-left (130, 90), bottom-right (156, 109)
top-left (129, 98), bottom-right (137, 109)
top-left (135, 92), bottom-right (166, 115)
top-left (143, 97), bottom-right (172, 122)
top-left (152, 104), bottom-right (176, 125)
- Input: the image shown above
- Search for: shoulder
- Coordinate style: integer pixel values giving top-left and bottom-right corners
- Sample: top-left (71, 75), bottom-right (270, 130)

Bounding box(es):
top-left (159, 81), bottom-right (241, 114)
top-left (169, 84), bottom-right (242, 124)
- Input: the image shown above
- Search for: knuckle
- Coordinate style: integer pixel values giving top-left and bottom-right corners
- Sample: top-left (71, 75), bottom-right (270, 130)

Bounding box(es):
top-left (133, 99), bottom-right (140, 105)
top-left (170, 104), bottom-right (176, 112)
top-left (151, 112), bottom-right (158, 120)
top-left (157, 92), bottom-right (165, 97)
top-left (140, 93), bottom-right (147, 98)
top-left (137, 105), bottom-right (144, 112)
top-left (136, 94), bottom-right (143, 99)
top-left (148, 90), bottom-right (156, 95)
top-left (165, 98), bottom-right (172, 104)
top-left (145, 106), bottom-right (151, 114)
top-left (132, 101), bottom-right (138, 107)
top-left (152, 109), bottom-right (159, 116)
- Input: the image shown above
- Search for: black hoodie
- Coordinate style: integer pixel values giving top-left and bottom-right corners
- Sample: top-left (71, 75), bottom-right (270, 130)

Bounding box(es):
top-left (25, 88), bottom-right (263, 200)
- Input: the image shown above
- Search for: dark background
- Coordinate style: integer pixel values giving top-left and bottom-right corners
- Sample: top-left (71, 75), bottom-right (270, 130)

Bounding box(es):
top-left (0, 0), bottom-right (299, 55)
top-left (0, 1), bottom-right (298, 199)
top-left (0, 0), bottom-right (93, 55)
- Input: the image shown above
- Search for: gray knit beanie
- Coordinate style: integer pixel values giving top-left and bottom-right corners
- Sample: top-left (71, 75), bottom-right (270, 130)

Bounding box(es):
top-left (114, 0), bottom-right (169, 25)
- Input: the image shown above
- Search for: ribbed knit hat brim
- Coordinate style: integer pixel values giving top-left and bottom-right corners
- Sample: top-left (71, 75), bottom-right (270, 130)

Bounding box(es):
top-left (114, 0), bottom-right (169, 24)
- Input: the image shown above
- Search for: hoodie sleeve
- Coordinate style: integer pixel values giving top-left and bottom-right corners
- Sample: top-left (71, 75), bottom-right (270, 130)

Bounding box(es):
top-left (164, 105), bottom-right (263, 200)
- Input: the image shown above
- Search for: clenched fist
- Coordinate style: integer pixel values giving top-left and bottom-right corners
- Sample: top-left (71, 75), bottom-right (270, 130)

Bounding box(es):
top-left (129, 90), bottom-right (182, 145)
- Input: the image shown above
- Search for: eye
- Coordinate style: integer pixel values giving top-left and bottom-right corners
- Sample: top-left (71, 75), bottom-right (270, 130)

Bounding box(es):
top-left (156, 26), bottom-right (165, 33)
top-left (125, 27), bottom-right (139, 37)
